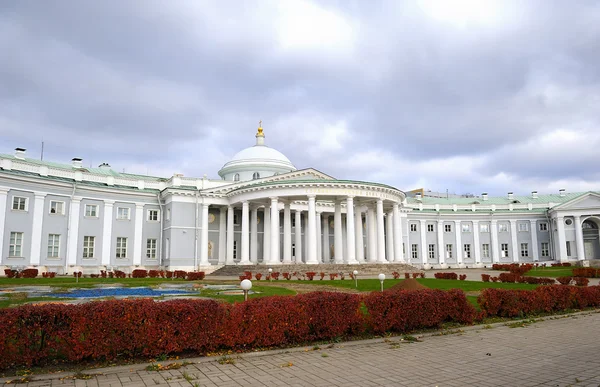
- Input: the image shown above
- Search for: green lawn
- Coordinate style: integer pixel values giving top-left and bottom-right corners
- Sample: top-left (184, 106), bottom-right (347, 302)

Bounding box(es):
top-left (524, 267), bottom-right (575, 278)
top-left (200, 285), bottom-right (296, 303)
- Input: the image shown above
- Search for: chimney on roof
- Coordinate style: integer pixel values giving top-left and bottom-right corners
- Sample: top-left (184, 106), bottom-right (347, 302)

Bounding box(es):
top-left (15, 148), bottom-right (26, 159)
top-left (507, 192), bottom-right (514, 200)
top-left (482, 192), bottom-right (488, 201)
top-left (98, 162), bottom-right (111, 170)
top-left (559, 188), bottom-right (566, 197)
top-left (531, 191), bottom-right (538, 199)
top-left (72, 158), bottom-right (83, 169)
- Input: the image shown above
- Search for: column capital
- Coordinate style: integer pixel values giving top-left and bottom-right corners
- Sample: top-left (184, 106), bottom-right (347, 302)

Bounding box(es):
top-left (104, 200), bottom-right (115, 206)
top-left (377, 198), bottom-right (384, 204)
top-left (490, 219), bottom-right (498, 225)
top-left (307, 194), bottom-right (316, 199)
top-left (509, 218), bottom-right (517, 224)
top-left (529, 219), bottom-right (537, 223)
top-left (270, 196), bottom-right (279, 202)
top-left (33, 192), bottom-right (47, 199)
top-left (393, 202), bottom-right (399, 209)
top-left (72, 196), bottom-right (82, 203)
top-left (135, 203), bottom-right (145, 209)
top-left (573, 214), bottom-right (581, 220)
top-left (220, 206), bottom-right (227, 213)
top-left (0, 187), bottom-right (9, 195)
top-left (454, 219), bottom-right (461, 224)
top-left (242, 201), bottom-right (249, 207)
top-left (419, 219), bottom-right (426, 224)
top-left (346, 195), bottom-right (355, 200)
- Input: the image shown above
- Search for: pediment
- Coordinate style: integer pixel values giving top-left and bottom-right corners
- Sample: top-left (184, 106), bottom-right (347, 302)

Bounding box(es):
top-left (554, 192), bottom-right (600, 210)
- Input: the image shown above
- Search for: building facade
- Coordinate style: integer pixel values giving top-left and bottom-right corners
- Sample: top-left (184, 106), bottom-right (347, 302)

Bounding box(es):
top-left (1, 124), bottom-right (600, 274)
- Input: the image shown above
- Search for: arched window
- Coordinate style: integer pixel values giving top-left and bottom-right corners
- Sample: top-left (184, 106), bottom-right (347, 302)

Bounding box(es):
top-left (583, 220), bottom-right (598, 229)
top-left (252, 172), bottom-right (260, 180)
top-left (234, 173), bottom-right (240, 181)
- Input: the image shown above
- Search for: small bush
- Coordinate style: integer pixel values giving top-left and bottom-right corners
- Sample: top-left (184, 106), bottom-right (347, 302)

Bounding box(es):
top-left (459, 274), bottom-right (467, 281)
top-left (132, 269), bottom-right (148, 278)
top-left (186, 272), bottom-right (205, 281)
top-left (255, 273), bottom-right (262, 281)
top-left (573, 277), bottom-right (589, 287)
top-left (306, 272), bottom-right (317, 280)
top-left (404, 273), bottom-right (410, 279)
top-left (21, 269), bottom-right (39, 278)
top-left (481, 274), bottom-right (491, 282)
top-left (434, 272), bottom-right (458, 280)
top-left (392, 271), bottom-right (400, 279)
top-left (556, 276), bottom-right (572, 285)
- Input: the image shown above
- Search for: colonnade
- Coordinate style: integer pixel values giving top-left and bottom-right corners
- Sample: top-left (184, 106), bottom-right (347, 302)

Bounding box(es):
top-left (198, 196), bottom-right (405, 265)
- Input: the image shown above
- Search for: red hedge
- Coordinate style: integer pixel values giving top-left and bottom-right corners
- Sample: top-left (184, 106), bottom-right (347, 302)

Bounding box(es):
top-left (572, 268), bottom-right (599, 278)
top-left (132, 269), bottom-right (148, 278)
top-left (434, 272), bottom-right (458, 280)
top-left (186, 272), bottom-right (205, 281)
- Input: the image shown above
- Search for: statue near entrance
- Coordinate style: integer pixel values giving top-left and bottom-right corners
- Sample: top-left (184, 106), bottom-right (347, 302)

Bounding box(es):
top-left (208, 241), bottom-right (213, 258)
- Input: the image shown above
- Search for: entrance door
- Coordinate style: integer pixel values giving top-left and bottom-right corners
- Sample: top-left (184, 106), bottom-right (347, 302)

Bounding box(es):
top-left (585, 241), bottom-right (595, 259)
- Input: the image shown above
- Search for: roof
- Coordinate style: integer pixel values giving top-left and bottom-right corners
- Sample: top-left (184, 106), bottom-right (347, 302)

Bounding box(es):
top-left (228, 179), bottom-right (404, 193)
top-left (405, 191), bottom-right (591, 205)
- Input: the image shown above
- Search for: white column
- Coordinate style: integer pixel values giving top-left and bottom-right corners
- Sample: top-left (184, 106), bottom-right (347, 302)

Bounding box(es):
top-left (385, 211), bottom-right (394, 263)
top-left (574, 216), bottom-right (585, 261)
top-left (218, 207), bottom-right (226, 264)
top-left (101, 200), bottom-right (114, 266)
top-left (239, 201), bottom-right (250, 264)
top-left (437, 220), bottom-right (445, 266)
top-left (509, 219), bottom-right (519, 263)
top-left (345, 197), bottom-right (358, 264)
top-left (226, 206), bottom-right (235, 264)
top-left (269, 197), bottom-right (279, 264)
top-left (29, 193), bottom-right (47, 265)
top-left (250, 207), bottom-right (258, 263)
top-left (556, 216), bottom-right (568, 262)
top-left (530, 219), bottom-right (539, 262)
top-left (322, 214), bottom-right (330, 263)
top-left (419, 219), bottom-right (427, 266)
top-left (200, 203), bottom-right (210, 266)
top-left (392, 204), bottom-right (403, 262)
top-left (0, 188), bottom-right (7, 265)
top-left (306, 195), bottom-right (318, 264)
top-left (376, 199), bottom-right (386, 263)
top-left (67, 198), bottom-right (81, 266)
top-left (472, 220), bottom-right (481, 265)
top-left (490, 220), bottom-right (499, 263)
top-left (283, 203), bottom-right (292, 264)
top-left (132, 204), bottom-right (144, 266)
top-left (263, 205), bottom-right (270, 263)
top-left (334, 201), bottom-right (343, 263)
top-left (368, 206), bottom-right (377, 262)
top-left (355, 207), bottom-right (365, 262)
top-left (455, 220), bottom-right (462, 266)
top-left (316, 212), bottom-right (322, 263)
top-left (295, 210), bottom-right (302, 263)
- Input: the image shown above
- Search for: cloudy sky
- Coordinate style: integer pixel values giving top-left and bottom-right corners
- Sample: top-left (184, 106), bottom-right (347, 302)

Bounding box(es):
top-left (2, 0), bottom-right (600, 196)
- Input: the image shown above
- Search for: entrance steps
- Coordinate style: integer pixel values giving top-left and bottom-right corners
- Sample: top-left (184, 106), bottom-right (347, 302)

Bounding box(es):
top-left (208, 262), bottom-right (420, 277)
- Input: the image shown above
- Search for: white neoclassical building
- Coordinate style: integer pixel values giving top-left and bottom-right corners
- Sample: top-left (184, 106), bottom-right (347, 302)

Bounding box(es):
top-left (1, 123), bottom-right (599, 274)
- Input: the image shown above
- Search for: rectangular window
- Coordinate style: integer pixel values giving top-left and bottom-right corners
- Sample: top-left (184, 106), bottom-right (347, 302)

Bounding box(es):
top-left (233, 214), bottom-right (240, 226)
top-left (539, 222), bottom-right (548, 231)
top-left (49, 201), bottom-right (64, 215)
top-left (146, 238), bottom-right (157, 259)
top-left (9, 232), bottom-right (24, 257)
top-left (482, 244), bottom-right (490, 258)
top-left (233, 240), bottom-right (238, 259)
top-left (520, 243), bottom-right (529, 257)
top-left (480, 224), bottom-right (490, 233)
top-left (444, 224), bottom-right (452, 233)
top-left (12, 196), bottom-right (27, 211)
top-left (566, 241), bottom-right (572, 256)
top-left (518, 223), bottom-right (529, 232)
top-left (47, 234), bottom-right (60, 258)
top-left (83, 236), bottom-right (95, 258)
top-left (147, 209), bottom-right (159, 221)
top-left (427, 224), bottom-right (434, 232)
top-left (501, 243), bottom-right (509, 258)
top-left (428, 244), bottom-right (435, 259)
top-left (166, 208), bottom-right (171, 221)
top-left (462, 223), bottom-right (471, 232)
top-left (499, 224), bottom-right (508, 232)
top-left (116, 237), bottom-right (128, 258)
top-left (464, 244), bottom-right (471, 259)
top-left (117, 207), bottom-right (130, 220)
top-left (85, 204), bottom-right (98, 217)
top-left (410, 223), bottom-right (417, 232)
top-left (411, 244), bottom-right (418, 259)
top-left (292, 216), bottom-right (296, 228)
top-left (446, 244), bottom-right (453, 259)
top-left (541, 242), bottom-right (549, 257)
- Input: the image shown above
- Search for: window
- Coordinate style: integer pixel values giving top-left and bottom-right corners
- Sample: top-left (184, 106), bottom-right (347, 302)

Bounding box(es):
top-left (292, 216), bottom-right (296, 228)
top-left (234, 173), bottom-right (240, 181)
top-left (411, 244), bottom-right (418, 259)
top-left (444, 224), bottom-right (452, 233)
top-left (47, 234), bottom-right (60, 258)
top-left (480, 224), bottom-right (489, 233)
top-left (539, 222), bottom-right (548, 231)
top-left (501, 243), bottom-right (509, 258)
top-left (541, 242), bottom-right (549, 257)
top-left (565, 218), bottom-right (573, 226)
top-left (85, 204), bottom-right (98, 217)
top-left (166, 208), bottom-right (171, 221)
top-left (252, 172), bottom-right (260, 180)
top-left (518, 223), bottom-right (529, 232)
top-left (233, 214), bottom-right (240, 225)
top-left (520, 243), bottom-right (529, 257)
top-left (482, 244), bottom-right (490, 258)
top-left (233, 240), bottom-right (238, 260)
top-left (9, 232), bottom-right (24, 257)
top-left (427, 224), bottom-right (434, 232)
top-left (462, 223), bottom-right (471, 232)
top-left (566, 241), bottom-right (572, 256)
top-left (446, 244), bottom-right (453, 259)
top-left (166, 238), bottom-right (170, 259)
top-left (49, 201), bottom-right (64, 215)
top-left (12, 196), bottom-right (27, 211)
top-left (116, 237), bottom-right (128, 258)
top-left (464, 244), bottom-right (471, 259)
top-left (147, 209), bottom-right (159, 221)
top-left (117, 207), bottom-right (130, 220)
top-left (499, 224), bottom-right (508, 232)
top-left (410, 223), bottom-right (417, 232)
top-left (83, 236), bottom-right (95, 258)
top-left (428, 244), bottom-right (435, 259)
top-left (146, 238), bottom-right (157, 259)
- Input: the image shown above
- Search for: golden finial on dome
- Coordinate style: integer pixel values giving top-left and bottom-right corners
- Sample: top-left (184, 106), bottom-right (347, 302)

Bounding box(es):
top-left (256, 120), bottom-right (264, 136)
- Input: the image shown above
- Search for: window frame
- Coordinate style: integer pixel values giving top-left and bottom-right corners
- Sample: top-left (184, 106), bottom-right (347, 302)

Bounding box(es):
top-left (411, 244), bottom-right (418, 259)
top-left (83, 236), bottom-right (95, 259)
top-left (480, 224), bottom-right (490, 233)
top-left (520, 242), bottom-right (529, 257)
top-left (518, 223), bottom-right (529, 232)
top-left (428, 244), bottom-right (435, 259)
top-left (446, 244), bottom-right (453, 259)
top-left (541, 242), bottom-right (549, 257)
top-left (410, 223), bottom-right (418, 232)
top-left (147, 209), bottom-right (160, 222)
top-left (116, 207), bottom-right (130, 220)
top-left (539, 222), bottom-right (548, 232)
top-left (85, 204), bottom-right (99, 218)
top-left (146, 238), bottom-right (157, 259)
top-left (462, 223), bottom-right (471, 233)
top-left (566, 241), bottom-right (572, 257)
top-left (12, 196), bottom-right (28, 211)
top-left (501, 243), bottom-right (509, 257)
top-left (116, 237), bottom-right (128, 258)
top-left (444, 224), bottom-right (452, 233)
top-left (482, 243), bottom-right (490, 258)
top-left (464, 243), bottom-right (471, 259)
top-left (49, 200), bottom-right (65, 215)
top-left (47, 234), bottom-right (61, 258)
top-left (9, 232), bottom-right (24, 257)
top-left (427, 224), bottom-right (434, 232)
top-left (499, 224), bottom-right (509, 233)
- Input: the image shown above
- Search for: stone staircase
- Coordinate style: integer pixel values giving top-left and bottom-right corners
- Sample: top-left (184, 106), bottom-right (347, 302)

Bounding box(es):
top-left (208, 262), bottom-right (421, 277)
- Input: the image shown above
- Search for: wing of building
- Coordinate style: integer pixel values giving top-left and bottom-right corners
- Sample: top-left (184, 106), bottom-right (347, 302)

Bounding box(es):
top-left (1, 124), bottom-right (599, 274)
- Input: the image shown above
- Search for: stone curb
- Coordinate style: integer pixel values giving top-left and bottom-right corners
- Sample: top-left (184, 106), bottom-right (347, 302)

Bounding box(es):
top-left (2, 309), bottom-right (598, 383)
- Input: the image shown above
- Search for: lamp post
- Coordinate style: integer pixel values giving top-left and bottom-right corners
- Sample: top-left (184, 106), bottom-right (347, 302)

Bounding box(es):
top-left (268, 268), bottom-right (273, 282)
top-left (353, 270), bottom-right (358, 289)
top-left (378, 273), bottom-right (386, 292)
top-left (240, 279), bottom-right (252, 302)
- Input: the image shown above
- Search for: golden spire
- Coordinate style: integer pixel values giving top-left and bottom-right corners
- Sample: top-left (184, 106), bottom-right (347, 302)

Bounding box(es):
top-left (256, 120), bottom-right (264, 136)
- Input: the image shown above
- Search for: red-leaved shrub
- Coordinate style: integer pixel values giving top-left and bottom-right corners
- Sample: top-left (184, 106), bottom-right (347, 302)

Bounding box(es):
top-left (132, 269), bottom-right (147, 278)
top-left (572, 268), bottom-right (599, 278)
top-left (434, 272), bottom-right (458, 280)
top-left (481, 274), bottom-right (491, 282)
top-left (574, 277), bottom-right (589, 287)
top-left (186, 272), bottom-right (205, 281)
top-left (556, 276), bottom-right (572, 285)
top-left (21, 269), bottom-right (39, 278)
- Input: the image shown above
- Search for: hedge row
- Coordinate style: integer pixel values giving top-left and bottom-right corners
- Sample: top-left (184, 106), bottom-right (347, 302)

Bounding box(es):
top-left (572, 268), bottom-right (600, 278)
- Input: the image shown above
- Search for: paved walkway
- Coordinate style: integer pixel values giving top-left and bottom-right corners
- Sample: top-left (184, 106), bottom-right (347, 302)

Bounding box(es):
top-left (3, 311), bottom-right (600, 387)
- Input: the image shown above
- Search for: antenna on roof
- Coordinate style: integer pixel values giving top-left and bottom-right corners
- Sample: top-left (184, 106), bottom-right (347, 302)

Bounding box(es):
top-left (40, 140), bottom-right (44, 161)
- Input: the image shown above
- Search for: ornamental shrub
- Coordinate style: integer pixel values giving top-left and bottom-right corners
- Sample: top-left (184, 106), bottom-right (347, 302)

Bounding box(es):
top-left (498, 272), bottom-right (518, 283)
top-left (132, 269), bottom-right (147, 278)
top-left (148, 270), bottom-right (160, 278)
top-left (329, 273), bottom-right (338, 280)
top-left (392, 271), bottom-right (400, 279)
top-left (459, 274), bottom-right (467, 281)
top-left (255, 273), bottom-right (262, 280)
top-left (186, 272), bottom-right (205, 281)
top-left (572, 268), bottom-right (599, 278)
top-left (173, 270), bottom-right (187, 279)
top-left (481, 274), bottom-right (491, 282)
top-left (404, 272), bottom-right (410, 279)
top-left (306, 272), bottom-right (317, 280)
top-left (434, 272), bottom-right (458, 280)
top-left (271, 272), bottom-right (280, 280)
top-left (556, 276), bottom-right (572, 285)
top-left (573, 277), bottom-right (589, 287)
top-left (319, 272), bottom-right (326, 280)
top-left (21, 269), bottom-right (39, 278)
